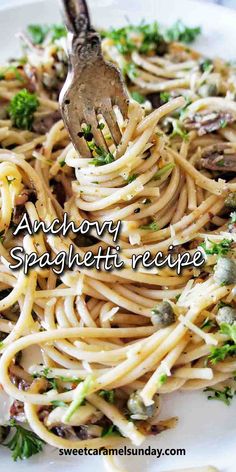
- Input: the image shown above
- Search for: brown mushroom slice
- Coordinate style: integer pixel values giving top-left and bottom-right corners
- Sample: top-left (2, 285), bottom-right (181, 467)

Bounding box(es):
top-left (183, 111), bottom-right (234, 136)
top-left (32, 110), bottom-right (61, 134)
top-left (201, 143), bottom-right (236, 171)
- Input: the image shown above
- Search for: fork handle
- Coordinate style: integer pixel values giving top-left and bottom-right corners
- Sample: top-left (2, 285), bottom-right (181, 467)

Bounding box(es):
top-left (60, 0), bottom-right (102, 64)
top-left (60, 0), bottom-right (91, 35)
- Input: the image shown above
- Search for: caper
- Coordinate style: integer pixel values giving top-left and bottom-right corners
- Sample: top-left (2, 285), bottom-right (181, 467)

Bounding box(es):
top-left (198, 83), bottom-right (217, 98)
top-left (151, 301), bottom-right (176, 327)
top-left (225, 192), bottom-right (236, 209)
top-left (214, 257), bottom-right (236, 286)
top-left (127, 391), bottom-right (159, 420)
top-left (0, 425), bottom-right (10, 444)
top-left (216, 306), bottom-right (236, 326)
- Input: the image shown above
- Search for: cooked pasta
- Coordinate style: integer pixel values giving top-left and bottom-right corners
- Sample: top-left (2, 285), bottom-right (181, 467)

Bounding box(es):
top-left (0, 18), bottom-right (235, 470)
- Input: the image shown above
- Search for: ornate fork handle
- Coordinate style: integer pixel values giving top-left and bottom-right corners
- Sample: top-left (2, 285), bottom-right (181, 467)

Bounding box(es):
top-left (60, 0), bottom-right (102, 63)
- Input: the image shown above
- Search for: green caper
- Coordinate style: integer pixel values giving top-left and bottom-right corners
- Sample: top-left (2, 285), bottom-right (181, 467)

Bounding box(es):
top-left (0, 425), bottom-right (10, 444)
top-left (216, 306), bottom-right (236, 326)
top-left (198, 83), bottom-right (217, 98)
top-left (225, 192), bottom-right (236, 209)
top-left (214, 257), bottom-right (236, 286)
top-left (127, 391), bottom-right (159, 420)
top-left (151, 301), bottom-right (176, 327)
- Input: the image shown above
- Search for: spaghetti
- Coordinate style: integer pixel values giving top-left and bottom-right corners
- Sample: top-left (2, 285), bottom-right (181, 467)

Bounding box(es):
top-left (0, 19), bottom-right (235, 470)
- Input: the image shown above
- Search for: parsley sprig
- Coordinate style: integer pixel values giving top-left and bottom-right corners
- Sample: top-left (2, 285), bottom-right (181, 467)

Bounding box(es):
top-left (204, 386), bottom-right (235, 406)
top-left (4, 420), bottom-right (44, 461)
top-left (208, 323), bottom-right (236, 364)
top-left (165, 20), bottom-right (201, 43)
top-left (27, 24), bottom-right (66, 45)
top-left (8, 89), bottom-right (39, 130)
top-left (200, 238), bottom-right (233, 256)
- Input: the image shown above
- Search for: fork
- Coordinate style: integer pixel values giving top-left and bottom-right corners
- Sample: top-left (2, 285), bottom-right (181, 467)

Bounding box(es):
top-left (59, 0), bottom-right (129, 158)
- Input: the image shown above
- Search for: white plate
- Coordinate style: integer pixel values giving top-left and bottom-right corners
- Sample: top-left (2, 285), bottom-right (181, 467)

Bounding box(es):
top-left (0, 0), bottom-right (236, 471)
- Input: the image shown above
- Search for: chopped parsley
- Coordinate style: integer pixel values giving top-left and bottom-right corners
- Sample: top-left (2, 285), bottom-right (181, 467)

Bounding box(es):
top-left (200, 238), bottom-right (233, 256)
top-left (220, 323), bottom-right (236, 343)
top-left (27, 24), bottom-right (66, 45)
top-left (169, 119), bottom-right (189, 141)
top-left (33, 367), bottom-right (58, 390)
top-left (64, 375), bottom-right (95, 422)
top-left (154, 162), bottom-right (175, 180)
top-left (8, 89), bottom-right (39, 130)
top-left (160, 92), bottom-right (171, 103)
top-left (101, 424), bottom-right (122, 437)
top-left (78, 124), bottom-right (93, 142)
top-left (200, 317), bottom-right (216, 330)
top-left (165, 20), bottom-right (201, 44)
top-left (204, 386), bottom-right (235, 406)
top-left (157, 373), bottom-right (167, 387)
top-left (131, 91), bottom-right (146, 104)
top-left (59, 159), bottom-right (66, 168)
top-left (89, 145), bottom-right (115, 166)
top-left (51, 400), bottom-right (67, 408)
top-left (4, 420), bottom-right (44, 461)
top-left (200, 58), bottom-right (213, 73)
top-left (102, 21), bottom-right (165, 55)
top-left (140, 220), bottom-right (159, 231)
top-left (126, 174), bottom-right (137, 184)
top-left (208, 343), bottom-right (236, 364)
top-left (97, 122), bottom-right (105, 130)
top-left (123, 62), bottom-right (138, 80)
top-left (98, 389), bottom-right (115, 403)
top-left (59, 376), bottom-right (82, 383)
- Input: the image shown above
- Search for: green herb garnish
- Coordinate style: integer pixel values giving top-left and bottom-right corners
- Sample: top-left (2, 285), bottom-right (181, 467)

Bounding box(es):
top-left (165, 20), bottom-right (201, 43)
top-left (51, 400), bottom-right (67, 408)
top-left (126, 174), bottom-right (137, 184)
top-left (160, 92), bottom-right (171, 103)
top-left (200, 238), bottom-right (233, 256)
top-left (98, 389), bottom-right (115, 403)
top-left (27, 24), bottom-right (66, 45)
top-left (208, 343), bottom-right (236, 364)
top-left (102, 21), bottom-right (165, 55)
top-left (200, 59), bottom-right (213, 72)
top-left (204, 386), bottom-right (235, 406)
top-left (89, 144), bottom-right (115, 166)
top-left (131, 91), bottom-right (146, 104)
top-left (220, 323), bottom-right (236, 343)
top-left (140, 220), bottom-right (159, 231)
top-left (170, 119), bottom-right (189, 141)
top-left (101, 424), bottom-right (122, 437)
top-left (157, 373), bottom-right (167, 387)
top-left (5, 420), bottom-right (44, 461)
top-left (8, 89), bottom-right (39, 130)
top-left (154, 162), bottom-right (175, 180)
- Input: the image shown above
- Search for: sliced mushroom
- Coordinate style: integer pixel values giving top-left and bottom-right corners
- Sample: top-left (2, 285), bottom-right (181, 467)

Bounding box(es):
top-left (32, 110), bottom-right (61, 134)
top-left (10, 399), bottom-right (26, 422)
top-left (183, 111), bottom-right (234, 136)
top-left (201, 143), bottom-right (236, 172)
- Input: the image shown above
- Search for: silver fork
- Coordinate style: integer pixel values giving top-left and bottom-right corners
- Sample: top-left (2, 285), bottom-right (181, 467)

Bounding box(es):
top-left (59, 0), bottom-right (129, 158)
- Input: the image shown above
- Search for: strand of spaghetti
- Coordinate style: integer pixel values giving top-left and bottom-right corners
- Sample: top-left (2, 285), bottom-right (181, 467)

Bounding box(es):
top-left (1, 271), bottom-right (37, 346)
